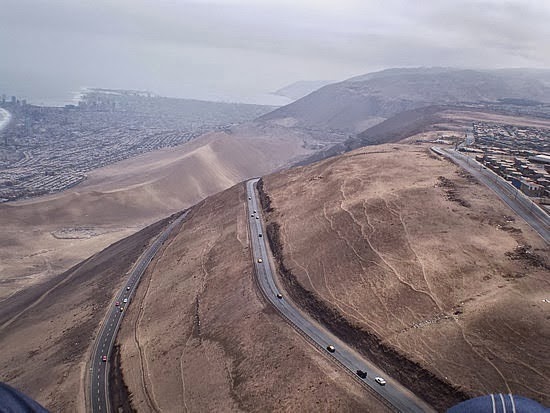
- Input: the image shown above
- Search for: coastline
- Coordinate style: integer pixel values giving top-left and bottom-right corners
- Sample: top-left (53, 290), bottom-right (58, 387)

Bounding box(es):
top-left (0, 108), bottom-right (12, 132)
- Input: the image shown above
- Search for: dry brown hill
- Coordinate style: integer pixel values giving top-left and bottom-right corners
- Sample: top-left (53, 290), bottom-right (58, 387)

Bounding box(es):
top-left (115, 181), bottom-right (388, 412)
top-left (0, 125), bottom-right (315, 300)
top-left (259, 143), bottom-right (549, 409)
top-left (260, 68), bottom-right (550, 133)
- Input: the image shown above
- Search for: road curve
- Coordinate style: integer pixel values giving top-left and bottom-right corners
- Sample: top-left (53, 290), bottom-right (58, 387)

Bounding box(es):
top-left (89, 211), bottom-right (188, 413)
top-left (433, 147), bottom-right (549, 243)
top-left (246, 179), bottom-right (434, 413)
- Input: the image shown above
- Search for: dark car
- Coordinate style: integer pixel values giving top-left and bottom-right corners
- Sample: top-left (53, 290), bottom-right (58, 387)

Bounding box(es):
top-left (356, 370), bottom-right (367, 379)
top-left (258, 234), bottom-right (262, 237)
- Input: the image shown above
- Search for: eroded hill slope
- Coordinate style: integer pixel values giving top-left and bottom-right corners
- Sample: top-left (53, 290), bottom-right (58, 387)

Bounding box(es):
top-left (260, 144), bottom-right (550, 409)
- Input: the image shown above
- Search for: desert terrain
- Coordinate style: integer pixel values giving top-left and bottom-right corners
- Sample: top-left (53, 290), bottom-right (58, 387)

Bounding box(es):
top-left (0, 216), bottom-right (173, 411)
top-left (115, 182), bottom-right (391, 412)
top-left (260, 143), bottom-right (549, 409)
top-left (0, 124), bottom-right (316, 301)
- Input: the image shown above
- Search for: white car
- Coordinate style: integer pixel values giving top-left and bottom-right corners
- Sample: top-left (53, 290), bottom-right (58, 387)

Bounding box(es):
top-left (123, 298), bottom-right (128, 303)
top-left (374, 377), bottom-right (386, 386)
top-left (257, 258), bottom-right (263, 263)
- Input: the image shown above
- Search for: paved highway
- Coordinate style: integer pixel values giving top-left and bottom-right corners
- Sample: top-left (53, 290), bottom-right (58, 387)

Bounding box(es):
top-left (433, 147), bottom-right (549, 243)
top-left (89, 211), bottom-right (188, 413)
top-left (246, 179), bottom-right (434, 413)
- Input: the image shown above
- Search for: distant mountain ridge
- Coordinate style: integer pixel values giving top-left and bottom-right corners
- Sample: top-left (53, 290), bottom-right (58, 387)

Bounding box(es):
top-left (260, 67), bottom-right (550, 133)
top-left (273, 80), bottom-right (335, 101)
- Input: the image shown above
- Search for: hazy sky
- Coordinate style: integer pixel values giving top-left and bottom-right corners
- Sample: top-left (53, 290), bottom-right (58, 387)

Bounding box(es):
top-left (1, 0), bottom-right (549, 104)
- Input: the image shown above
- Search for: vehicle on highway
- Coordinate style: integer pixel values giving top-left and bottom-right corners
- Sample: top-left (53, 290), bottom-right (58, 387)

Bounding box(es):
top-left (115, 301), bottom-right (120, 307)
top-left (248, 196), bottom-right (251, 200)
top-left (257, 258), bottom-right (263, 263)
top-left (126, 286), bottom-right (130, 290)
top-left (255, 216), bottom-right (259, 219)
top-left (276, 293), bottom-right (283, 299)
top-left (253, 210), bottom-right (257, 213)
top-left (120, 307), bottom-right (124, 312)
top-left (258, 233), bottom-right (262, 237)
top-left (123, 298), bottom-right (128, 303)
top-left (326, 345), bottom-right (335, 353)
top-left (375, 377), bottom-right (386, 386)
top-left (356, 370), bottom-right (367, 379)
top-left (102, 355), bottom-right (107, 362)
top-left (251, 213), bottom-right (255, 217)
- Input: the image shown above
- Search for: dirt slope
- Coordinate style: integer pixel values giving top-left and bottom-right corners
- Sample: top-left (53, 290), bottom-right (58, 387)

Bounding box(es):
top-left (116, 182), bottom-right (390, 412)
top-left (0, 216), bottom-right (171, 411)
top-left (260, 144), bottom-right (550, 409)
top-left (0, 127), bottom-right (313, 300)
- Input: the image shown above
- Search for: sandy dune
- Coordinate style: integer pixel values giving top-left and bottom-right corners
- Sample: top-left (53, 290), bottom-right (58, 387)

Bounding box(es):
top-left (0, 125), bottom-right (314, 300)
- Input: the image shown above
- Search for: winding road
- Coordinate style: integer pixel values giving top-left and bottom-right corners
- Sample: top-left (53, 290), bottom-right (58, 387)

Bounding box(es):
top-left (89, 211), bottom-right (188, 413)
top-left (246, 179), bottom-right (434, 413)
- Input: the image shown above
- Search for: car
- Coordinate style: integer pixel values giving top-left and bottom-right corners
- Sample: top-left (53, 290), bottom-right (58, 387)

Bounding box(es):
top-left (120, 307), bottom-right (124, 312)
top-left (126, 286), bottom-right (130, 291)
top-left (253, 210), bottom-right (257, 213)
top-left (374, 377), bottom-right (386, 386)
top-left (326, 345), bottom-right (335, 353)
top-left (257, 258), bottom-right (263, 263)
top-left (356, 370), bottom-right (367, 379)
top-left (251, 213), bottom-right (255, 217)
top-left (276, 293), bottom-right (283, 299)
top-left (123, 298), bottom-right (128, 303)
top-left (248, 197), bottom-right (251, 200)
top-left (102, 355), bottom-right (107, 362)
top-left (255, 216), bottom-right (259, 219)
top-left (258, 234), bottom-right (262, 237)
top-left (115, 301), bottom-right (120, 307)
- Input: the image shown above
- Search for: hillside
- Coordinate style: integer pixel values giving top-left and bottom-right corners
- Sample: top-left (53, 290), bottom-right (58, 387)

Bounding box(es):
top-left (0, 216), bottom-right (173, 410)
top-left (260, 68), bottom-right (550, 133)
top-left (260, 144), bottom-right (549, 409)
top-left (115, 182), bottom-right (389, 412)
top-left (0, 124), bottom-right (317, 300)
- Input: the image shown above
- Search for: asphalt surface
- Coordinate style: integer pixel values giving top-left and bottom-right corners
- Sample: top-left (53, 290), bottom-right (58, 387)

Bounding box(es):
top-left (433, 147), bottom-right (549, 243)
top-left (89, 211), bottom-right (188, 413)
top-left (246, 179), bottom-right (434, 413)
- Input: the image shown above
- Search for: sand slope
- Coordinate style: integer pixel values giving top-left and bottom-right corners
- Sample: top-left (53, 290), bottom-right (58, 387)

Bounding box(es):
top-left (0, 127), bottom-right (313, 299)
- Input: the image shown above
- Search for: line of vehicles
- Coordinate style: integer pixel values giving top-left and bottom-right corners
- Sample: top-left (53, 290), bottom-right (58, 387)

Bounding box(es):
top-left (101, 296), bottom-right (131, 362)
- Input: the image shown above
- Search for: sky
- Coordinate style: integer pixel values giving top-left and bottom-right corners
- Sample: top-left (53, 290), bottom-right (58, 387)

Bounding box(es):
top-left (1, 0), bottom-right (549, 105)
